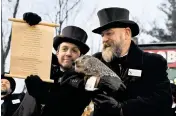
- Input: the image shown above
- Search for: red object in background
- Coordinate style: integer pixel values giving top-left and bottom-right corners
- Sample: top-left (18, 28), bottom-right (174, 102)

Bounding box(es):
top-left (143, 49), bottom-right (176, 68)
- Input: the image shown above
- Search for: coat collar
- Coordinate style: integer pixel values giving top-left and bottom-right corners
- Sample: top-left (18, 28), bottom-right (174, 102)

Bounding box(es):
top-left (126, 41), bottom-right (144, 69)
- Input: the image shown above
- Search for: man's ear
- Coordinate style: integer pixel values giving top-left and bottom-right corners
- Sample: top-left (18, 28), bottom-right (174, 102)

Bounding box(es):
top-left (56, 50), bottom-right (59, 56)
top-left (8, 88), bottom-right (12, 94)
top-left (125, 27), bottom-right (132, 38)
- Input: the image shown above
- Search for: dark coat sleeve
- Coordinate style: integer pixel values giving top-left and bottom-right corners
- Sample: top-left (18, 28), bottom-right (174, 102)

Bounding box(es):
top-left (35, 71), bottom-right (91, 105)
top-left (122, 54), bottom-right (173, 116)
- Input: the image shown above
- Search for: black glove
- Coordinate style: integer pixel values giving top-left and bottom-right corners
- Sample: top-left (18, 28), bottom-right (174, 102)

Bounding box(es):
top-left (25, 75), bottom-right (43, 97)
top-left (93, 94), bottom-right (124, 115)
top-left (23, 12), bottom-right (41, 26)
top-left (98, 75), bottom-right (126, 96)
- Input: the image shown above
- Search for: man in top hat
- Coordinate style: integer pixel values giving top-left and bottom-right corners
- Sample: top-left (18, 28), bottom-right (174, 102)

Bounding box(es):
top-left (1, 74), bottom-right (20, 116)
top-left (24, 12), bottom-right (91, 116)
top-left (92, 7), bottom-right (172, 116)
top-left (1, 75), bottom-right (16, 99)
top-left (1, 74), bottom-right (25, 116)
top-left (1, 74), bottom-right (41, 116)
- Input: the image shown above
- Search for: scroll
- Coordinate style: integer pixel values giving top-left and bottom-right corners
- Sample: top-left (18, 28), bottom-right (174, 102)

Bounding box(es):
top-left (5, 18), bottom-right (59, 82)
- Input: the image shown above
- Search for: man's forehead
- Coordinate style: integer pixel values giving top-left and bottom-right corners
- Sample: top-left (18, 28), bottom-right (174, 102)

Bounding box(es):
top-left (102, 28), bottom-right (112, 33)
top-left (101, 28), bottom-right (122, 34)
top-left (1, 79), bottom-right (10, 83)
top-left (60, 42), bottom-right (79, 48)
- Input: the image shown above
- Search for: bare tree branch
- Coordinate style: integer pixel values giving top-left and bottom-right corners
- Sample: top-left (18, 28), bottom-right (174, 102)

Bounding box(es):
top-left (55, 11), bottom-right (60, 35)
top-left (59, 0), bottom-right (62, 21)
top-left (62, 0), bottom-right (81, 22)
top-left (62, 0), bottom-right (69, 12)
top-left (1, 4), bottom-right (4, 73)
top-left (13, 0), bottom-right (20, 18)
top-left (4, 0), bottom-right (20, 60)
top-left (158, 6), bottom-right (170, 16)
top-left (53, 0), bottom-right (82, 35)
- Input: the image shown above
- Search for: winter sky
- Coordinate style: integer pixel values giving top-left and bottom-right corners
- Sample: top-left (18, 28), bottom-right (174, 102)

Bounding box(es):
top-left (2, 0), bottom-right (167, 93)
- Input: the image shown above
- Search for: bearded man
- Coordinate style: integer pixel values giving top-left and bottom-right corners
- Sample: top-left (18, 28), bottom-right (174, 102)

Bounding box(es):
top-left (92, 7), bottom-right (172, 116)
top-left (1, 75), bottom-right (23, 116)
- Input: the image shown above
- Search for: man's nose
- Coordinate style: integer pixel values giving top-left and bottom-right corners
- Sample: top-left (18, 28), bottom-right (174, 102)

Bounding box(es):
top-left (102, 36), bottom-right (109, 43)
top-left (66, 50), bottom-right (72, 56)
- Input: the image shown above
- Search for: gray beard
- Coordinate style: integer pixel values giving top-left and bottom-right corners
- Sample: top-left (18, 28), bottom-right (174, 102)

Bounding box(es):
top-left (102, 47), bottom-right (114, 62)
top-left (102, 46), bottom-right (122, 62)
top-left (114, 48), bottom-right (122, 58)
top-left (1, 89), bottom-right (12, 95)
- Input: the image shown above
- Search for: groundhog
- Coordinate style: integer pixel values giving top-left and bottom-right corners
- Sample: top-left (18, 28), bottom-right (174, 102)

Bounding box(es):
top-left (74, 55), bottom-right (126, 95)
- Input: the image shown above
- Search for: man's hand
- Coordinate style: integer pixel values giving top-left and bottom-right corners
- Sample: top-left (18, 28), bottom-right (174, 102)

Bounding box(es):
top-left (23, 12), bottom-right (41, 26)
top-left (25, 75), bottom-right (43, 97)
top-left (93, 94), bottom-right (124, 115)
top-left (97, 75), bottom-right (126, 96)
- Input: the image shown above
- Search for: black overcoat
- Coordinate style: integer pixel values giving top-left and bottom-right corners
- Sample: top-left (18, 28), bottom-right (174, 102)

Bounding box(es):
top-left (93, 41), bottom-right (172, 116)
top-left (31, 71), bottom-right (91, 116)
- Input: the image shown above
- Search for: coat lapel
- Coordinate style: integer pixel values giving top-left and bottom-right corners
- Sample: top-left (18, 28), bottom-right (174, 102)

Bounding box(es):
top-left (120, 41), bottom-right (144, 85)
top-left (126, 41), bottom-right (144, 69)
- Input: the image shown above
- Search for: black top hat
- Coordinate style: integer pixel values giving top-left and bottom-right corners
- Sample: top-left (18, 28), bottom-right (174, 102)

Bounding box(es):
top-left (1, 74), bottom-right (16, 94)
top-left (92, 7), bottom-right (139, 37)
top-left (53, 26), bottom-right (90, 55)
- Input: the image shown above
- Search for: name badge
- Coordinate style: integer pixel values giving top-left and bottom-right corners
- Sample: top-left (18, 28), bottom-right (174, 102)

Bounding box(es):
top-left (128, 69), bottom-right (142, 77)
top-left (12, 99), bottom-right (20, 104)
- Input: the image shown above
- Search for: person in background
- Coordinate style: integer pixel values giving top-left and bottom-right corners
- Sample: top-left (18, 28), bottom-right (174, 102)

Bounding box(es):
top-left (1, 74), bottom-right (19, 116)
top-left (1, 74), bottom-right (40, 116)
top-left (171, 83), bottom-right (176, 116)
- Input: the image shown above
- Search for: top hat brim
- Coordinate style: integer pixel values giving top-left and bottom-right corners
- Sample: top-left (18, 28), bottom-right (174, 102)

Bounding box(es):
top-left (53, 36), bottom-right (90, 55)
top-left (1, 75), bottom-right (16, 93)
top-left (92, 20), bottom-right (139, 37)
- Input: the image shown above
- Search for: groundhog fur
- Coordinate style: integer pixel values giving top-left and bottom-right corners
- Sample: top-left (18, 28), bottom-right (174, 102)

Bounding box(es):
top-left (74, 55), bottom-right (126, 95)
